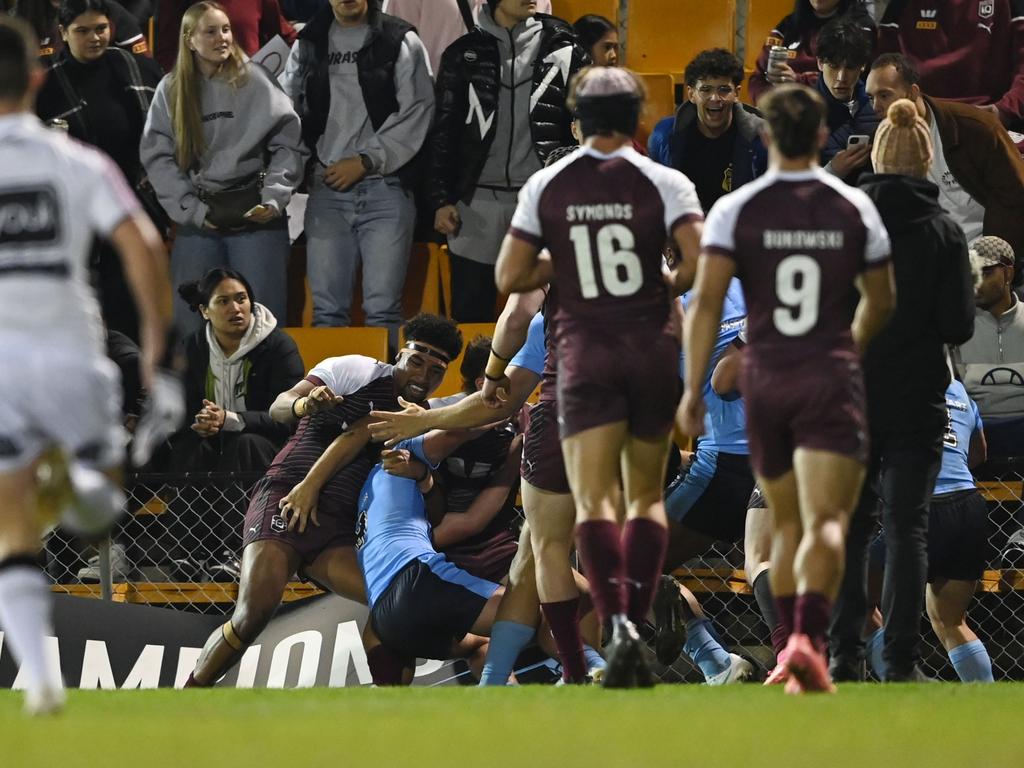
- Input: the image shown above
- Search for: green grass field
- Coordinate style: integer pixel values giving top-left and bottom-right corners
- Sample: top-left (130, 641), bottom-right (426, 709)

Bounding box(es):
top-left (3, 684), bottom-right (1023, 768)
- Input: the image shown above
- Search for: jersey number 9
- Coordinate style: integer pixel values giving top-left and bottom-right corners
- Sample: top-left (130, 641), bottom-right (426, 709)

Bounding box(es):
top-left (569, 223), bottom-right (643, 299)
top-left (773, 254), bottom-right (821, 336)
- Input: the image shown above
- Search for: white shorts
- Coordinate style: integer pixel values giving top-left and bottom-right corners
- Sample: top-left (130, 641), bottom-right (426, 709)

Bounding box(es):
top-left (0, 340), bottom-right (125, 472)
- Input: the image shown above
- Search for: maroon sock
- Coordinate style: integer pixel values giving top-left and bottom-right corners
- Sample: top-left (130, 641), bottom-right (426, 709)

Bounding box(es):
top-left (774, 594), bottom-right (796, 655)
top-left (367, 645), bottom-right (408, 686)
top-left (575, 519), bottom-right (626, 623)
top-left (622, 517), bottom-right (669, 625)
top-left (794, 592), bottom-right (832, 654)
top-left (540, 598), bottom-right (588, 682)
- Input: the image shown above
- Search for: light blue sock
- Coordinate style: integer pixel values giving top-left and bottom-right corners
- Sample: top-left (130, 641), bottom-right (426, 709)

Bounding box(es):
top-left (948, 640), bottom-right (994, 683)
top-left (682, 618), bottom-right (731, 678)
top-left (583, 644), bottom-right (606, 672)
top-left (867, 628), bottom-right (887, 681)
top-left (479, 621), bottom-right (534, 686)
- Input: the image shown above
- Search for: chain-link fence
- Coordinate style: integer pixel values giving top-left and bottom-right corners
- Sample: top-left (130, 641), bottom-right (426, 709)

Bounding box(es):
top-left (45, 472), bottom-right (318, 612)
top-left (658, 458), bottom-right (1024, 683)
top-left (44, 461), bottom-right (1024, 681)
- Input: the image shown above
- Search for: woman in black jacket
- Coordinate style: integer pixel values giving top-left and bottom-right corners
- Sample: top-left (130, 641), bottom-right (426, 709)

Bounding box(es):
top-left (164, 268), bottom-right (304, 577)
top-left (828, 100), bottom-right (975, 682)
top-left (36, 0), bottom-right (163, 341)
top-left (14, 0), bottom-right (148, 59)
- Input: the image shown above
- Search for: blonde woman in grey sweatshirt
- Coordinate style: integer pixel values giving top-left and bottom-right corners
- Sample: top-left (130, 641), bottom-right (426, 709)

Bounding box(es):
top-left (141, 0), bottom-right (308, 337)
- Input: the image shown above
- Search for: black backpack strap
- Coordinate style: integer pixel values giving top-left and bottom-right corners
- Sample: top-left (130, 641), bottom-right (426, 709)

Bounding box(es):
top-left (455, 0), bottom-right (475, 32)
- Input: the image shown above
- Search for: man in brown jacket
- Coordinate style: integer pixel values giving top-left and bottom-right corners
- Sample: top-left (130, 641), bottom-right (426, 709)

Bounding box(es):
top-left (867, 53), bottom-right (1024, 285)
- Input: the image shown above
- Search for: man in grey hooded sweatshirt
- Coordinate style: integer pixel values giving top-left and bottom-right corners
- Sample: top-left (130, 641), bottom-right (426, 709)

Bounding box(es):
top-left (429, 0), bottom-right (587, 321)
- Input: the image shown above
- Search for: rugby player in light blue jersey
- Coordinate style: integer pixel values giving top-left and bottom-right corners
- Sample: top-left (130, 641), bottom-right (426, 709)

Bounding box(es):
top-left (652, 279), bottom-right (755, 685)
top-left (866, 379), bottom-right (993, 682)
top-left (357, 432), bottom-right (505, 683)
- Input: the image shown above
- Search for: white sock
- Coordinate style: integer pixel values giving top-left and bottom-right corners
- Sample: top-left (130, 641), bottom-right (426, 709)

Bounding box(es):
top-left (0, 564), bottom-right (63, 693)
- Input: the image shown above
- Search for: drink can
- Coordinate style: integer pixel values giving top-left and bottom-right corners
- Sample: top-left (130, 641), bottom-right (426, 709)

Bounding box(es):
top-left (768, 45), bottom-right (789, 73)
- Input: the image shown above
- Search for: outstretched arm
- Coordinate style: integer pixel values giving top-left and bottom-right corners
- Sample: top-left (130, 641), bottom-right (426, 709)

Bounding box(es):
top-left (278, 416), bottom-right (372, 533)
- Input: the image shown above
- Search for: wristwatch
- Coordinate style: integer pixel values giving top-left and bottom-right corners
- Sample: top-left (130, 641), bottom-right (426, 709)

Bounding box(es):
top-left (358, 153), bottom-right (375, 173)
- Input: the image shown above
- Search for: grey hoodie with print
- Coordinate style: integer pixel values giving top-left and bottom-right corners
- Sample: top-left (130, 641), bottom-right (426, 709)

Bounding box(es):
top-left (475, 6), bottom-right (543, 189)
top-left (141, 61), bottom-right (308, 228)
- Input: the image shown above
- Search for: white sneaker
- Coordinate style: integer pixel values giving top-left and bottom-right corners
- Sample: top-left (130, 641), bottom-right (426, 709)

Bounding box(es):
top-left (24, 685), bottom-right (66, 716)
top-left (77, 543), bottom-right (135, 583)
top-left (706, 653), bottom-right (754, 686)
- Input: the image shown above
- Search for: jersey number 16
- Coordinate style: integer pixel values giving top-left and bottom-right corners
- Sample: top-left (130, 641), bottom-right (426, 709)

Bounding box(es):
top-left (569, 223), bottom-right (643, 299)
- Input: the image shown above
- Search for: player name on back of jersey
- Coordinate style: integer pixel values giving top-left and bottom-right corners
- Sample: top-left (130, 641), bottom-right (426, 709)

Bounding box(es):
top-left (565, 203), bottom-right (634, 222)
top-left (0, 188), bottom-right (60, 246)
top-left (763, 229), bottom-right (844, 249)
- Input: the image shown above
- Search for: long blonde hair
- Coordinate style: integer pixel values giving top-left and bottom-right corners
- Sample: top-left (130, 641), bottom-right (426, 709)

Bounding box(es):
top-left (169, 1), bottom-right (248, 171)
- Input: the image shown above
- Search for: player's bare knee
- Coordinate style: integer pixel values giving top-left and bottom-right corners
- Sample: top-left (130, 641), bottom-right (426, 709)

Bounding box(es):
top-left (231, 599), bottom-right (276, 643)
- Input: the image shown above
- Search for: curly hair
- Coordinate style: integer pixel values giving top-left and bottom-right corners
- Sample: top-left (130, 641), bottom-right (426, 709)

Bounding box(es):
top-left (684, 48), bottom-right (745, 87)
top-left (402, 313), bottom-right (464, 361)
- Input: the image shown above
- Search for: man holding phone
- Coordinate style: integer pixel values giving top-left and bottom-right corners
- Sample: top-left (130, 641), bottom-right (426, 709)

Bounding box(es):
top-left (814, 19), bottom-right (879, 181)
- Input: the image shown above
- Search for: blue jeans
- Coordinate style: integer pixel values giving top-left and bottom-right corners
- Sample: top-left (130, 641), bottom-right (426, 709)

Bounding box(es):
top-left (305, 172), bottom-right (414, 331)
top-left (171, 223), bottom-right (290, 338)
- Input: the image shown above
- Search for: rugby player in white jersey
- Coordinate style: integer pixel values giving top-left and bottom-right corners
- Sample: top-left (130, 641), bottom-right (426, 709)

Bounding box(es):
top-left (0, 17), bottom-right (175, 715)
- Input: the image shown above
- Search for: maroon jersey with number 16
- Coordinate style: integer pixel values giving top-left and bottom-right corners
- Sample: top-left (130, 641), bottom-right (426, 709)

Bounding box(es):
top-left (508, 145), bottom-right (703, 438)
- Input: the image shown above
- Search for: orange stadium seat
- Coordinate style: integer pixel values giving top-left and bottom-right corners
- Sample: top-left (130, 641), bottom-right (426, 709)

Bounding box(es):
top-left (283, 326), bottom-right (390, 373)
top-left (549, 0), bottom-right (617, 24)
top-left (637, 72), bottom-right (678, 148)
top-left (432, 323), bottom-right (498, 398)
top-left (626, 0), bottom-right (736, 74)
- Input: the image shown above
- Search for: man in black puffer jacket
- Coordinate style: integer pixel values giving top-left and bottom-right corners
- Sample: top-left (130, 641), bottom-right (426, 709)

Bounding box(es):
top-left (828, 99), bottom-right (975, 683)
top-left (429, 0), bottom-right (587, 321)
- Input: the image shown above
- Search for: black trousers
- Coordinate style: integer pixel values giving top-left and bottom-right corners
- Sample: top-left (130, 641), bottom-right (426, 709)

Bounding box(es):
top-left (449, 253), bottom-right (497, 323)
top-left (829, 427), bottom-right (942, 675)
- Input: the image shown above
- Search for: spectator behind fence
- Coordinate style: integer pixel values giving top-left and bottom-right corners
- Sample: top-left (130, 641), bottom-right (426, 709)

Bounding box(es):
top-left (649, 48), bottom-right (767, 212)
top-left (281, 0), bottom-right (432, 343)
top-left (877, 0), bottom-right (1024, 129)
top-left (815, 19), bottom-right (879, 182)
top-left (749, 0), bottom-right (874, 105)
top-left (952, 236), bottom-right (1024, 460)
top-left (35, 0), bottom-right (162, 343)
top-left (573, 13), bottom-right (618, 66)
top-left (828, 98), bottom-right (975, 683)
top-left (141, 1), bottom-right (307, 339)
top-left (154, 0), bottom-right (295, 71)
top-left (384, 0), bottom-right (552, 78)
top-left (866, 53), bottom-right (1024, 281)
top-left (160, 268), bottom-right (304, 578)
top-left (13, 0), bottom-right (148, 58)
top-left (429, 0), bottom-right (585, 322)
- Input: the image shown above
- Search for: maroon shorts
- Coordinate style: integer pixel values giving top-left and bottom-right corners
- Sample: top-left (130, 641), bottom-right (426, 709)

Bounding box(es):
top-left (242, 476), bottom-right (358, 567)
top-left (444, 529), bottom-right (518, 584)
top-left (556, 325), bottom-right (680, 439)
top-left (521, 400), bottom-right (570, 494)
top-left (742, 353), bottom-right (869, 480)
